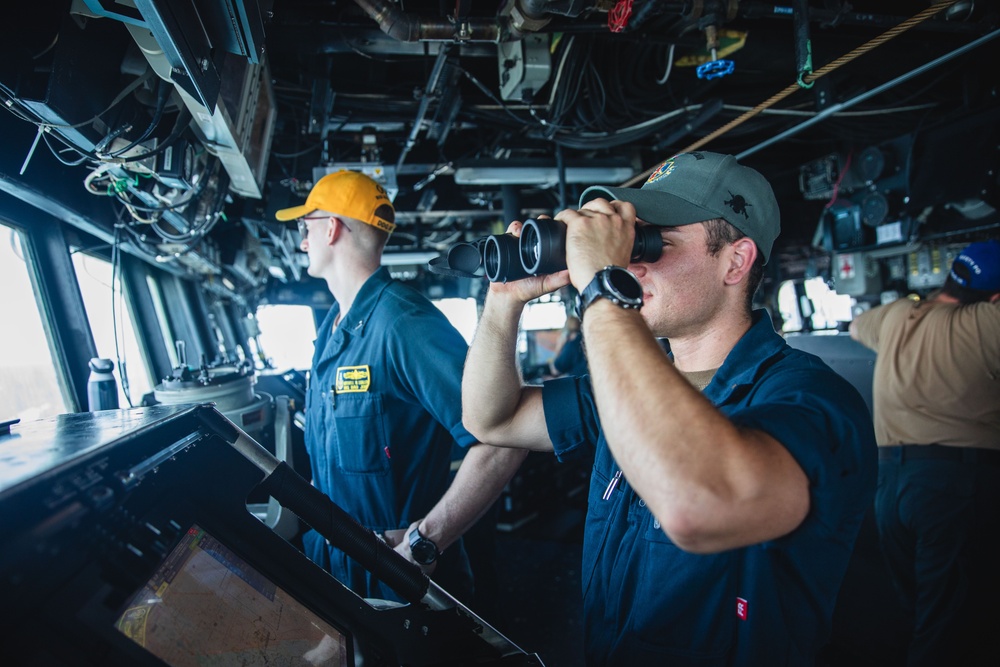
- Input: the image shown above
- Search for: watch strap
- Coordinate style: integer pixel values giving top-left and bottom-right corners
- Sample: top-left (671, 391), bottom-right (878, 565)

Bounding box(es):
top-left (578, 266), bottom-right (643, 319)
top-left (408, 525), bottom-right (439, 565)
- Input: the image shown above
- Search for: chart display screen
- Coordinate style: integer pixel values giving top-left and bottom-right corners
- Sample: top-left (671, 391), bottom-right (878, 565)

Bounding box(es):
top-left (116, 525), bottom-right (349, 666)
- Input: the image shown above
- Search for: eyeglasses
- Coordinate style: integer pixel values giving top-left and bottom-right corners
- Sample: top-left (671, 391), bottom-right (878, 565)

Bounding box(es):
top-left (297, 215), bottom-right (351, 239)
top-left (297, 215), bottom-right (326, 239)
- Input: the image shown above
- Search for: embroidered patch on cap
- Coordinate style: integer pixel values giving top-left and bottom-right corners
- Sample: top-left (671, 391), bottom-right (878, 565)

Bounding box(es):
top-left (335, 365), bottom-right (371, 393)
top-left (645, 157), bottom-right (677, 185)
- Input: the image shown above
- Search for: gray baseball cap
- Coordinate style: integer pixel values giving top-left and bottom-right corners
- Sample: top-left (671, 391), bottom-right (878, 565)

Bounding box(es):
top-left (580, 151), bottom-right (780, 263)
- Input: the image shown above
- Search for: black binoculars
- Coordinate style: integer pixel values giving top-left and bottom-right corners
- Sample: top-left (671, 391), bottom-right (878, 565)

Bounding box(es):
top-left (444, 219), bottom-right (663, 283)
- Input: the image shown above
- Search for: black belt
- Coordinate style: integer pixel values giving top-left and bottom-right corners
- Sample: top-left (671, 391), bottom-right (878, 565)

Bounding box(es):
top-left (878, 444), bottom-right (1000, 466)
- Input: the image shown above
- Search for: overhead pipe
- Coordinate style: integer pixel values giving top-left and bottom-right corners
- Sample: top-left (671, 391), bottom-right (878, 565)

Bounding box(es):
top-left (505, 0), bottom-right (587, 33)
top-left (352, 0), bottom-right (506, 42)
top-left (352, 0), bottom-right (604, 43)
top-left (737, 27), bottom-right (1000, 159)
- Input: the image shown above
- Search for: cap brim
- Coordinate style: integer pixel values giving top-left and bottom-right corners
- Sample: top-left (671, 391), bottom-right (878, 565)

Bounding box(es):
top-left (580, 186), bottom-right (718, 228)
top-left (274, 204), bottom-right (314, 222)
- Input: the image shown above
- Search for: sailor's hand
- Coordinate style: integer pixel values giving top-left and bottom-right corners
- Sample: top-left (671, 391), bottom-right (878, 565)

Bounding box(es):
top-left (382, 527), bottom-right (406, 548)
top-left (560, 198), bottom-right (636, 291)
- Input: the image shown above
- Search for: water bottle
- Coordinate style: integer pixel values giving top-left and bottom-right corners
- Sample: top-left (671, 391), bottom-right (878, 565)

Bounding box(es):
top-left (87, 358), bottom-right (119, 411)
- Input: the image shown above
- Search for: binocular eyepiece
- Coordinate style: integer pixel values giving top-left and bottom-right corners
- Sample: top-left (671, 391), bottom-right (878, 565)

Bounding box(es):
top-left (481, 218), bottom-right (663, 283)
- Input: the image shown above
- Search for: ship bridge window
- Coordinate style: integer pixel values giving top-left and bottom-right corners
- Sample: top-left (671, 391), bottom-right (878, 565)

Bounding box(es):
top-left (71, 252), bottom-right (153, 407)
top-left (146, 275), bottom-right (179, 369)
top-left (433, 297), bottom-right (478, 345)
top-left (0, 224), bottom-right (71, 420)
top-left (254, 299), bottom-right (478, 372)
top-left (521, 298), bottom-right (568, 332)
top-left (515, 296), bottom-right (572, 377)
top-left (254, 305), bottom-right (317, 371)
top-left (778, 277), bottom-right (855, 334)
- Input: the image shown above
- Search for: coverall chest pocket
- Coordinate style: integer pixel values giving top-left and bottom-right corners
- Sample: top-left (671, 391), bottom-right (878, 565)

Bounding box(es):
top-left (332, 392), bottom-right (391, 474)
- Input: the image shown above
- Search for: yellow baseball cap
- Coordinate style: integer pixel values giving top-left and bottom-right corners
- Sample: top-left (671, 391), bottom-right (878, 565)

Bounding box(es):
top-left (275, 170), bottom-right (396, 234)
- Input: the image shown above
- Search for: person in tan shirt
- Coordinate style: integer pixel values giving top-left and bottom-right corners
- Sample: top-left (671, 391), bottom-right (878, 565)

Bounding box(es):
top-left (850, 239), bottom-right (1000, 667)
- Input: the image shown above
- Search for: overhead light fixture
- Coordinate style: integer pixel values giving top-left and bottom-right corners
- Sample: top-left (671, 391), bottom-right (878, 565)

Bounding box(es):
top-left (453, 159), bottom-right (635, 185)
top-left (381, 251), bottom-right (440, 266)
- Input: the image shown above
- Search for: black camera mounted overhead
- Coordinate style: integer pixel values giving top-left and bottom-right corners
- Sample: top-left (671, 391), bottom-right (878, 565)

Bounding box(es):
top-left (428, 219), bottom-right (663, 283)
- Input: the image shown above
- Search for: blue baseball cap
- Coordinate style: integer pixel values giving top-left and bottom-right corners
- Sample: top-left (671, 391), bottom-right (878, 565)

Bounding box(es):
top-left (949, 239), bottom-right (1000, 292)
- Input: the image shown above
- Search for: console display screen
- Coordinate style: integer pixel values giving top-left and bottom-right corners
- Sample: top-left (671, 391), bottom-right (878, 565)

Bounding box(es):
top-left (115, 525), bottom-right (349, 666)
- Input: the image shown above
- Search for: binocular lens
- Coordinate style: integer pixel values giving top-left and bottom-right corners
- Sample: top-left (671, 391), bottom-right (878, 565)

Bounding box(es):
top-left (520, 218), bottom-right (567, 276)
top-left (484, 234), bottom-right (528, 283)
top-left (519, 222), bottom-right (540, 275)
top-left (473, 218), bottom-right (663, 282)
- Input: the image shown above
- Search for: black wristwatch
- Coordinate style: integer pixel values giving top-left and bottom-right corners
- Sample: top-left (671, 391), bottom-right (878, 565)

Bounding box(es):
top-left (578, 266), bottom-right (643, 319)
top-left (408, 526), bottom-right (440, 565)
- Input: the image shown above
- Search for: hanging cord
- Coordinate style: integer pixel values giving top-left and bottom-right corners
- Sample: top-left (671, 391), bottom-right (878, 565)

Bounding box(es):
top-left (656, 44), bottom-right (677, 85)
top-left (622, 0), bottom-right (960, 186)
top-left (107, 77), bottom-right (173, 158)
top-left (115, 107), bottom-right (192, 164)
top-left (110, 225), bottom-right (134, 408)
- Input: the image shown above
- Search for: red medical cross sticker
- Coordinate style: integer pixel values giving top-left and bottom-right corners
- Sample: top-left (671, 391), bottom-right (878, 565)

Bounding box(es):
top-left (838, 253), bottom-right (856, 279)
top-left (736, 597), bottom-right (749, 621)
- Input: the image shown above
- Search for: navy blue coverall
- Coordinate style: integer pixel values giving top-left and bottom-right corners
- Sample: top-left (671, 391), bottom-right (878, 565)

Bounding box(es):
top-left (302, 267), bottom-right (477, 601)
top-left (543, 311), bottom-right (877, 665)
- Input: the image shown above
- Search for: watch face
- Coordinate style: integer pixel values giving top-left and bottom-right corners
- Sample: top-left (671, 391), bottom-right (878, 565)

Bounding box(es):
top-left (411, 539), bottom-right (437, 565)
top-left (606, 268), bottom-right (643, 301)
top-left (579, 266), bottom-right (643, 318)
top-left (409, 530), bottom-right (438, 564)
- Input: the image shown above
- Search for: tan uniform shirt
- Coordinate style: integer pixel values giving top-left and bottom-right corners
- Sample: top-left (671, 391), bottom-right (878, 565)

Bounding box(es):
top-left (851, 297), bottom-right (1000, 450)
